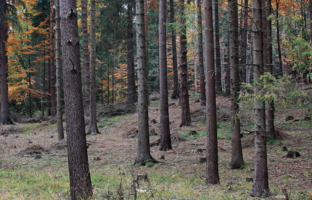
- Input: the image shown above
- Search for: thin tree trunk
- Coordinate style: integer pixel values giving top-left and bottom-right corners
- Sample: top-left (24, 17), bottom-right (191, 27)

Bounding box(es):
top-left (197, 0), bottom-right (206, 106)
top-left (250, 0), bottom-right (269, 197)
top-left (229, 0), bottom-right (244, 169)
top-left (275, 0), bottom-right (283, 75)
top-left (42, 46), bottom-right (46, 117)
top-left (204, 0), bottom-right (219, 185)
top-left (87, 0), bottom-right (100, 135)
top-left (49, 0), bottom-right (56, 117)
top-left (55, 0), bottom-right (64, 141)
top-left (179, 0), bottom-right (191, 127)
top-left (215, 0), bottom-right (222, 93)
top-left (241, 0), bottom-right (248, 82)
top-left (81, 0), bottom-right (90, 117)
top-left (263, 0), bottom-right (275, 139)
top-left (60, 0), bottom-right (93, 198)
top-left (0, 0), bottom-right (13, 125)
top-left (310, 0), bottom-right (312, 42)
top-left (170, 0), bottom-right (179, 99)
top-left (126, 0), bottom-right (136, 105)
top-left (134, 0), bottom-right (156, 165)
top-left (159, 0), bottom-right (172, 151)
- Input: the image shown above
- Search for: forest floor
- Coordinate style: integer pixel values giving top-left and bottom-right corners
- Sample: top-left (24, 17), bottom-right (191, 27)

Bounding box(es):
top-left (0, 88), bottom-right (312, 200)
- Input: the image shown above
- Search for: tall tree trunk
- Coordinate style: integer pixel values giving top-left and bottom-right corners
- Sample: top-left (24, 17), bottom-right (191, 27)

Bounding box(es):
top-left (179, 0), bottom-right (191, 127)
top-left (263, 0), bottom-right (275, 139)
top-left (81, 0), bottom-right (90, 117)
top-left (42, 46), bottom-right (46, 117)
top-left (310, 0), bottom-right (312, 42)
top-left (159, 0), bottom-right (172, 151)
top-left (49, 0), bottom-right (56, 117)
top-left (60, 0), bottom-right (93, 198)
top-left (229, 0), bottom-right (244, 169)
top-left (275, 0), bottom-right (283, 75)
top-left (134, 0), bottom-right (156, 165)
top-left (87, 0), bottom-right (99, 135)
top-left (0, 0), bottom-right (13, 125)
top-left (214, 0), bottom-right (222, 93)
top-left (241, 0), bottom-right (248, 82)
top-left (224, 42), bottom-right (231, 96)
top-left (197, 0), bottom-right (206, 106)
top-left (170, 0), bottom-right (179, 99)
top-left (250, 0), bottom-right (269, 197)
top-left (204, 0), bottom-right (219, 185)
top-left (126, 0), bottom-right (136, 105)
top-left (55, 0), bottom-right (64, 141)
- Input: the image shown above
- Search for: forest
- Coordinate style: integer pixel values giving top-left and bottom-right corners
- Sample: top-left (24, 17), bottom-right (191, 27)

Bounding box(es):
top-left (0, 0), bottom-right (312, 199)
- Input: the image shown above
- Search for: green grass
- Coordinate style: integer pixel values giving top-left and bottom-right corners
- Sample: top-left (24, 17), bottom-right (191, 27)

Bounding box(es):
top-left (98, 115), bottom-right (123, 128)
top-left (217, 122), bottom-right (232, 139)
top-left (23, 123), bottom-right (42, 133)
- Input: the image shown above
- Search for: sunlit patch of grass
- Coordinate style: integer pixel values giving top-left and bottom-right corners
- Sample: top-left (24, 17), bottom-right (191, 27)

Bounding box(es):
top-left (0, 167), bottom-right (69, 199)
top-left (23, 123), bottom-right (42, 133)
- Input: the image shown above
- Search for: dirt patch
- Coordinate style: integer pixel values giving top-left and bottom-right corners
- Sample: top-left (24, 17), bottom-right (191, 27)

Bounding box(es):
top-left (17, 144), bottom-right (50, 156)
top-left (0, 125), bottom-right (23, 135)
top-left (50, 140), bottom-right (67, 151)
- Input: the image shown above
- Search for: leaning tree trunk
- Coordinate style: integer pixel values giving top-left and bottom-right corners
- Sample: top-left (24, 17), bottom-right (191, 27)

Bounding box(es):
top-left (87, 0), bottom-right (100, 135)
top-left (204, 0), bottom-right (219, 185)
top-left (81, 0), bottom-right (90, 117)
top-left (134, 0), bottom-right (156, 166)
top-left (179, 0), bottom-right (191, 127)
top-left (159, 0), bottom-right (172, 151)
top-left (60, 0), bottom-right (93, 198)
top-left (197, 0), bottom-right (206, 106)
top-left (0, 0), bottom-right (13, 125)
top-left (55, 0), bottom-right (64, 141)
top-left (170, 0), bottom-right (179, 99)
top-left (250, 0), bottom-right (269, 197)
top-left (229, 0), bottom-right (244, 169)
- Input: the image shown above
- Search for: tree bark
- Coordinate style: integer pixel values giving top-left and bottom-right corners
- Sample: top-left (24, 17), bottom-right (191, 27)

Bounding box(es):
top-left (262, 0), bottom-right (275, 139)
top-left (229, 0), bottom-right (244, 169)
top-left (87, 0), bottom-right (100, 135)
top-left (203, 0), bottom-right (219, 185)
top-left (170, 0), bottom-right (179, 99)
top-left (179, 0), bottom-right (191, 127)
top-left (275, 0), bottom-right (283, 75)
top-left (55, 0), bottom-right (64, 141)
top-left (60, 0), bottom-right (93, 198)
top-left (0, 1), bottom-right (13, 125)
top-left (81, 0), bottom-right (90, 117)
top-left (159, 0), bottom-right (172, 151)
top-left (126, 0), bottom-right (136, 106)
top-left (250, 0), bottom-right (269, 197)
top-left (49, 0), bottom-right (56, 117)
top-left (215, 0), bottom-right (222, 93)
top-left (134, 0), bottom-right (156, 165)
top-left (240, 0), bottom-right (248, 82)
top-left (197, 0), bottom-right (206, 106)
